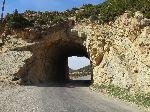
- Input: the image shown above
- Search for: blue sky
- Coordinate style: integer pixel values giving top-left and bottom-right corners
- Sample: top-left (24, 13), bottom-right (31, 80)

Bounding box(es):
top-left (68, 56), bottom-right (90, 70)
top-left (2, 0), bottom-right (105, 14)
top-left (1, 0), bottom-right (104, 69)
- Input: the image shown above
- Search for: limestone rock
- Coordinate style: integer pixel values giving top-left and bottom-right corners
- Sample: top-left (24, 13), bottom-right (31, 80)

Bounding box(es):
top-left (0, 11), bottom-right (149, 95)
top-left (73, 11), bottom-right (150, 94)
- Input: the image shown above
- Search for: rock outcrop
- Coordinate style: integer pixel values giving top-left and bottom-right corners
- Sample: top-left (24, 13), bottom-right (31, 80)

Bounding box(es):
top-left (0, 35), bottom-right (33, 87)
top-left (73, 12), bottom-right (150, 94)
top-left (0, 21), bottom-right (88, 85)
top-left (0, 12), bottom-right (149, 94)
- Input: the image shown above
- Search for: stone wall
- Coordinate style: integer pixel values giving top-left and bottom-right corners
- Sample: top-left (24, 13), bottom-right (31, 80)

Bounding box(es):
top-left (72, 12), bottom-right (150, 94)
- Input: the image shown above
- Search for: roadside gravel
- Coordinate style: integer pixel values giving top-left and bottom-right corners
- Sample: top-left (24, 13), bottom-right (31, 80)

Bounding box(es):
top-left (0, 77), bottom-right (149, 112)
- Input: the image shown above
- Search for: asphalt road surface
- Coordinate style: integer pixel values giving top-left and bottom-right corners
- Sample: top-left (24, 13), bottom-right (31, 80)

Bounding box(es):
top-left (0, 76), bottom-right (147, 112)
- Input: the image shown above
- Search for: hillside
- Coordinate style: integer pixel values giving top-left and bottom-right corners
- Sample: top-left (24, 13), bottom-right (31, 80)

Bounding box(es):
top-left (69, 65), bottom-right (92, 78)
top-left (69, 68), bottom-right (74, 73)
top-left (70, 65), bottom-right (91, 73)
top-left (1, 0), bottom-right (150, 31)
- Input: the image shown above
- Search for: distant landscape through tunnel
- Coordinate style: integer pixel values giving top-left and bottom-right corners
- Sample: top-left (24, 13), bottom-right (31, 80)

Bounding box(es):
top-left (68, 56), bottom-right (92, 80)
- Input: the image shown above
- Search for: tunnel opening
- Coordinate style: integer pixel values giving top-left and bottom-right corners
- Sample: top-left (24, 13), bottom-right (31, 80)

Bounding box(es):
top-left (68, 56), bottom-right (92, 80)
top-left (44, 40), bottom-right (93, 86)
top-left (68, 56), bottom-right (92, 86)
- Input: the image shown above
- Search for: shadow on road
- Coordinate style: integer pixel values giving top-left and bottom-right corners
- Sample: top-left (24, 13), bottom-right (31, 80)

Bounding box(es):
top-left (28, 80), bottom-right (91, 88)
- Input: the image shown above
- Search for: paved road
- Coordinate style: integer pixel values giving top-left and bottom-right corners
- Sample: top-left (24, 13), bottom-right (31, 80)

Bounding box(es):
top-left (0, 76), bottom-right (146, 112)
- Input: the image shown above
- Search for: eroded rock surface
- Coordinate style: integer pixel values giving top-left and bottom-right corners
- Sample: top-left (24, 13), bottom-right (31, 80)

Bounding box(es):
top-left (0, 12), bottom-right (149, 94)
top-left (0, 22), bottom-right (88, 85)
top-left (0, 35), bottom-right (33, 87)
top-left (73, 12), bottom-right (150, 93)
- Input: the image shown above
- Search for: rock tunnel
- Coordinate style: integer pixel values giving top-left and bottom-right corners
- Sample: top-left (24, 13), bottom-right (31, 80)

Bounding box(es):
top-left (45, 41), bottom-right (89, 82)
top-left (20, 22), bottom-right (92, 84)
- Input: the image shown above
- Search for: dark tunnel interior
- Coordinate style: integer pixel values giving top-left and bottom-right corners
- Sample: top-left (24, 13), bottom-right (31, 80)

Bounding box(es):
top-left (44, 41), bottom-right (92, 82)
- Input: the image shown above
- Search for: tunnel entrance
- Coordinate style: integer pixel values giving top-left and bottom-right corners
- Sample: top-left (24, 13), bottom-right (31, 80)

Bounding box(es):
top-left (44, 40), bottom-right (92, 83)
top-left (24, 27), bottom-right (93, 84)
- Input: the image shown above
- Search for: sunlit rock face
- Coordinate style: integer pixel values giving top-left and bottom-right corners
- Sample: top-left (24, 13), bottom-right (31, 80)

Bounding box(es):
top-left (73, 12), bottom-right (150, 94)
top-left (0, 12), bottom-right (150, 94)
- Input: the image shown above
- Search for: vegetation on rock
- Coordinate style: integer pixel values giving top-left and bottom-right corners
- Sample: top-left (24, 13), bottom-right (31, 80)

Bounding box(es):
top-left (2, 0), bottom-right (150, 29)
top-left (92, 84), bottom-right (150, 107)
top-left (6, 9), bottom-right (32, 29)
top-left (76, 0), bottom-right (150, 23)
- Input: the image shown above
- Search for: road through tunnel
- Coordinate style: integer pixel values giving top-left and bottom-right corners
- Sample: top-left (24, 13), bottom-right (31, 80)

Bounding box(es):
top-left (19, 22), bottom-right (93, 84)
top-left (44, 41), bottom-right (91, 82)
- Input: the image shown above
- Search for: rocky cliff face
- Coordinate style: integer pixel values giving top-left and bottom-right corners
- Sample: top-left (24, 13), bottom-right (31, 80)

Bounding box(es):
top-left (0, 35), bottom-right (33, 87)
top-left (73, 11), bottom-right (150, 94)
top-left (0, 12), bottom-right (149, 94)
top-left (0, 21), bottom-right (88, 85)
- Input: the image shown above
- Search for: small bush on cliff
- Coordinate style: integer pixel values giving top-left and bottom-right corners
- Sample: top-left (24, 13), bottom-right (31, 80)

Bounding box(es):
top-left (52, 17), bottom-right (64, 24)
top-left (7, 9), bottom-right (32, 29)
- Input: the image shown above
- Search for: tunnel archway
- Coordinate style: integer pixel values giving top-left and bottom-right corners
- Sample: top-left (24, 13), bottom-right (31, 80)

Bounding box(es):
top-left (20, 22), bottom-right (93, 84)
top-left (44, 40), bottom-right (91, 82)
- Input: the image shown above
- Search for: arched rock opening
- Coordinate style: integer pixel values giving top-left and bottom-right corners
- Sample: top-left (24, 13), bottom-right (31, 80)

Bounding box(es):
top-left (45, 41), bottom-right (89, 82)
top-left (19, 23), bottom-right (92, 84)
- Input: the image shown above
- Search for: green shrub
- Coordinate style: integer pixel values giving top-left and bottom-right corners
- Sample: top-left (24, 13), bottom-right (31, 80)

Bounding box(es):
top-left (90, 15), bottom-right (99, 22)
top-left (7, 9), bottom-right (32, 29)
top-left (52, 17), bottom-right (64, 24)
